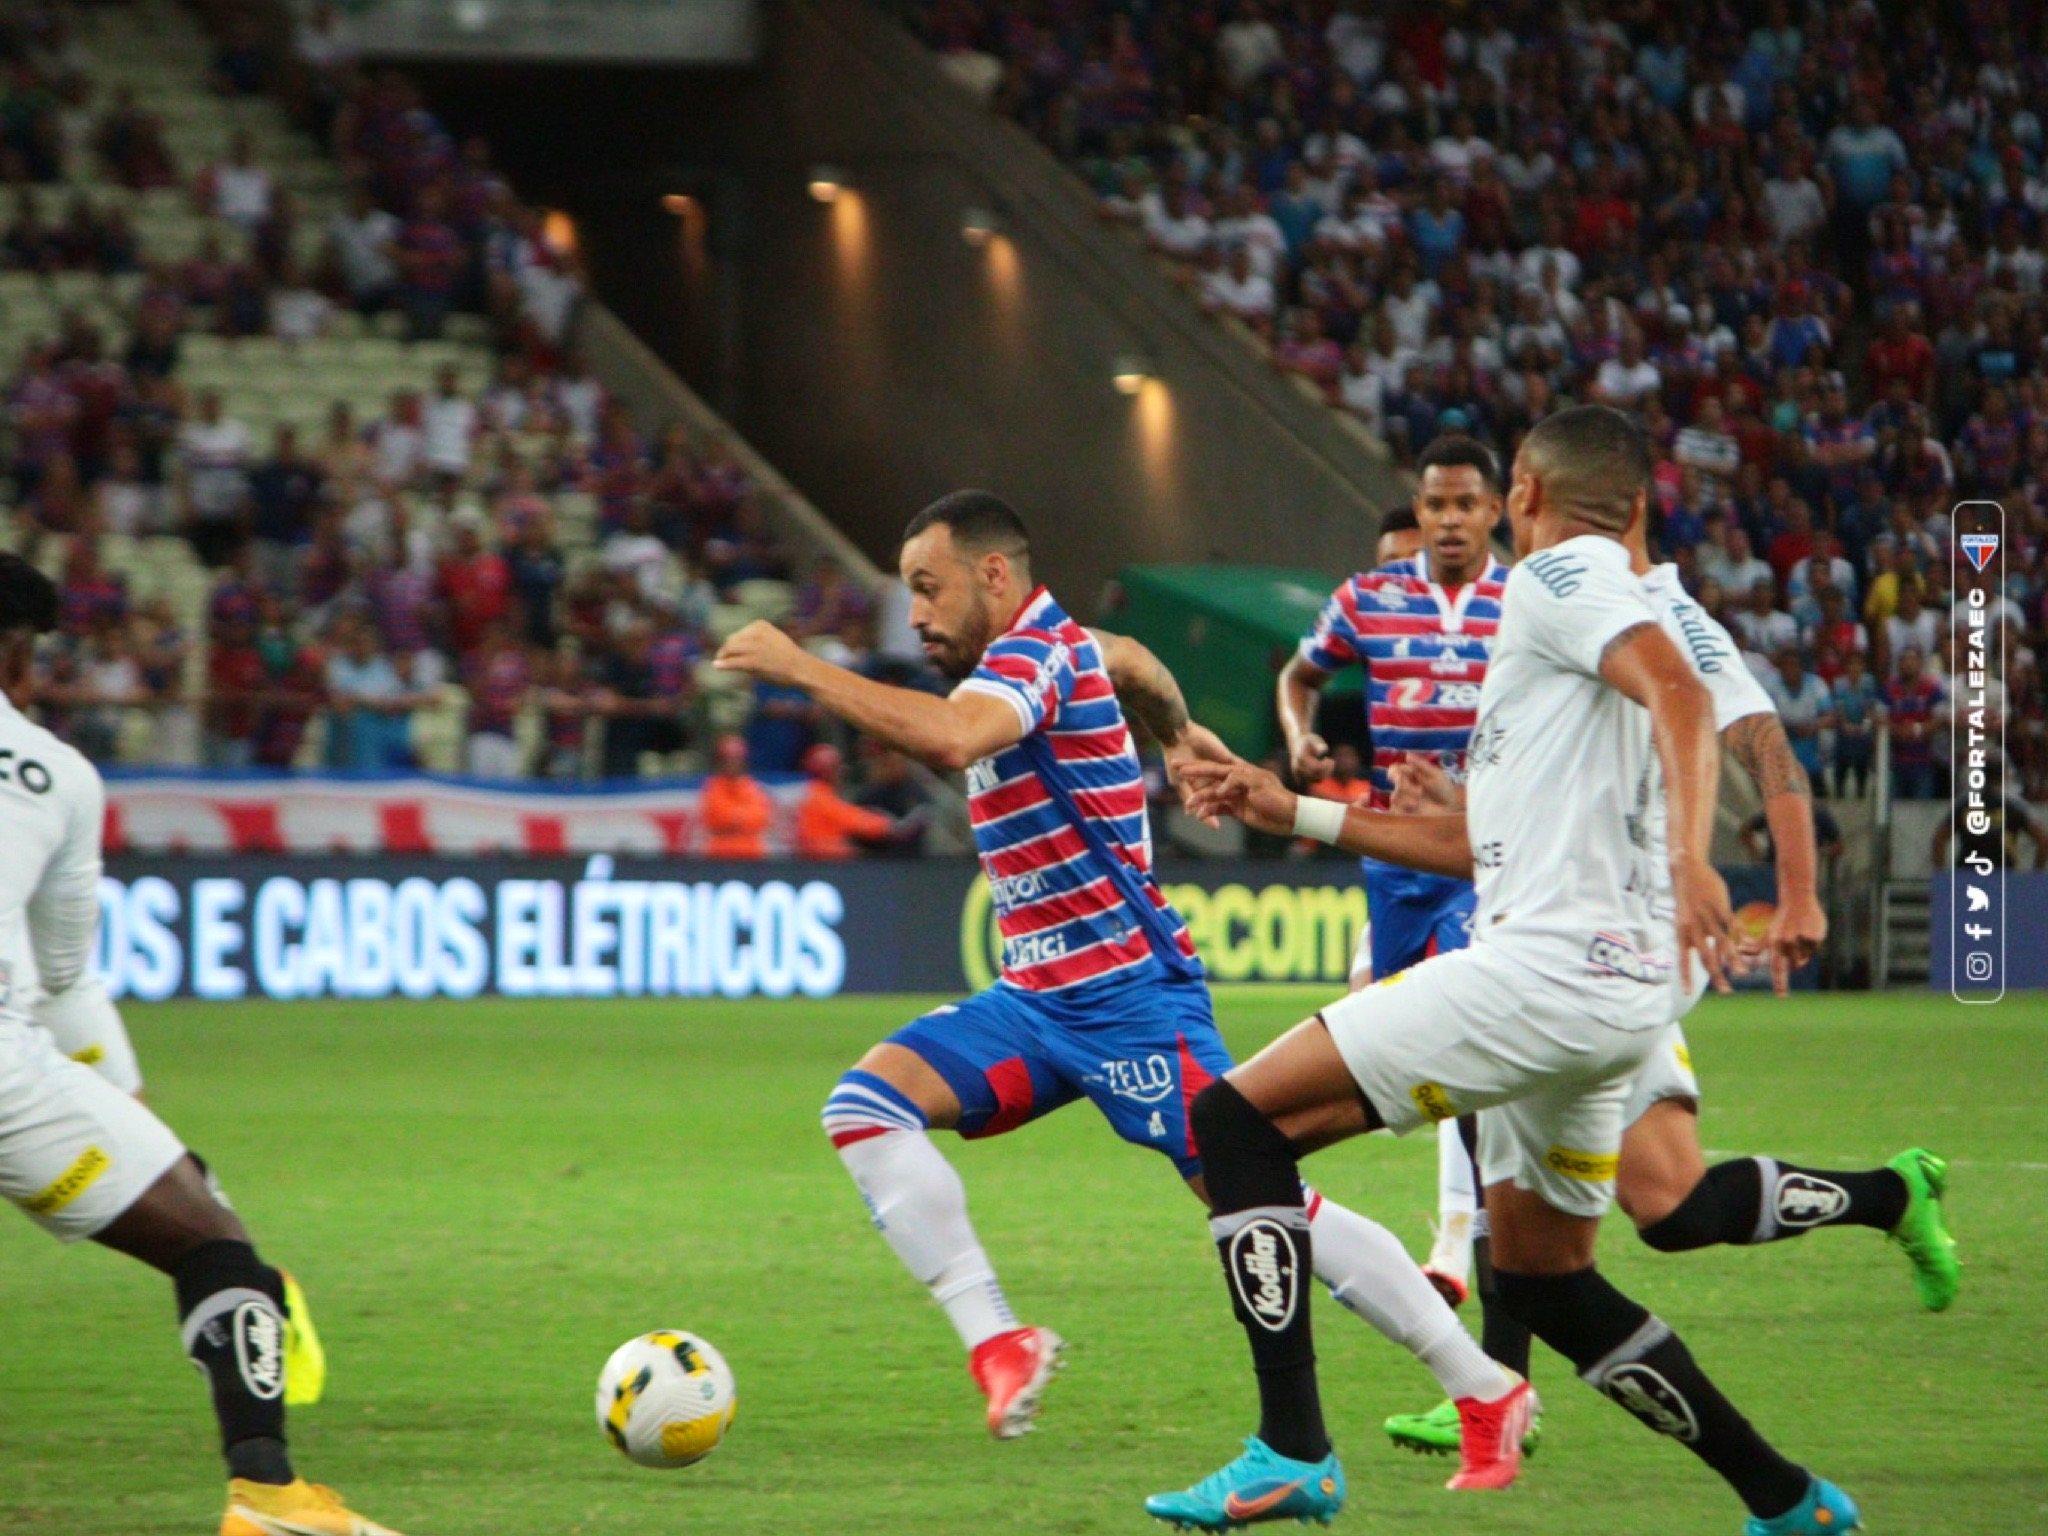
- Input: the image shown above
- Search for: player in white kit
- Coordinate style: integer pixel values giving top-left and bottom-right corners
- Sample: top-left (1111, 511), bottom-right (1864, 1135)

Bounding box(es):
top-left (1380, 514), bottom-right (1959, 1457)
top-left (1149, 409), bottom-right (1859, 1536)
top-left (0, 556), bottom-right (401, 1536)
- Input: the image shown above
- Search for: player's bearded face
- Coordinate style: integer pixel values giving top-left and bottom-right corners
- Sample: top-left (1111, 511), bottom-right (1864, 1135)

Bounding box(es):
top-left (920, 582), bottom-right (995, 680)
top-left (901, 531), bottom-right (1001, 681)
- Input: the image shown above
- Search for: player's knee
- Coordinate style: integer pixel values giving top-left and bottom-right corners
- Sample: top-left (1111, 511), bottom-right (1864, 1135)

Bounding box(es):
top-left (1190, 1078), bottom-right (1296, 1198)
top-left (1619, 1169), bottom-right (1694, 1238)
top-left (821, 1066), bottom-right (931, 1151)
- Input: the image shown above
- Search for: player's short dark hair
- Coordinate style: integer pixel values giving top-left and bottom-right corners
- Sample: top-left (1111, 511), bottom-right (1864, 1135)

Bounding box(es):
top-left (1379, 504), bottom-right (1420, 534)
top-left (902, 489), bottom-right (1031, 565)
top-left (0, 554), bottom-right (59, 638)
top-left (1518, 405), bottom-right (1652, 532)
top-left (1415, 433), bottom-right (1500, 489)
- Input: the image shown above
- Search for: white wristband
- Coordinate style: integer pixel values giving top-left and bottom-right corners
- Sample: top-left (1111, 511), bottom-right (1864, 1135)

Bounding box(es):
top-left (1291, 795), bottom-right (1347, 845)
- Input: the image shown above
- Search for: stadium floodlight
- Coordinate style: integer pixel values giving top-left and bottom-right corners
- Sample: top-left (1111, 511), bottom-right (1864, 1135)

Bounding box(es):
top-left (1112, 352), bottom-right (1154, 394)
top-left (961, 207), bottom-right (1000, 246)
top-left (808, 166), bottom-right (848, 203)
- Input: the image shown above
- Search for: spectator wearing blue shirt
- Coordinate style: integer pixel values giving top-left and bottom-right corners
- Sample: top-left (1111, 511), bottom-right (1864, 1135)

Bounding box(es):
top-left (1830, 649), bottom-right (1881, 797)
top-left (1407, 180), bottom-right (1466, 277)
top-left (1764, 646), bottom-right (1837, 787)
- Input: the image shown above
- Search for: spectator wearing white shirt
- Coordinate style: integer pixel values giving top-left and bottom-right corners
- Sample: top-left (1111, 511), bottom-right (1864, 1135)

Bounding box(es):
top-left (1143, 183), bottom-right (1213, 261)
top-left (175, 390), bottom-right (253, 566)
top-left (202, 130), bottom-right (273, 233)
top-left (1212, 186), bottom-right (1286, 280)
top-left (1731, 580), bottom-right (1799, 657)
top-left (1336, 342), bottom-right (1384, 431)
top-left (1590, 327), bottom-right (1661, 410)
top-left (267, 256), bottom-right (335, 343)
top-left (422, 366), bottom-right (478, 484)
top-left (370, 391), bottom-right (427, 486)
top-left (1514, 212), bottom-right (1580, 292)
top-left (1216, 1), bottom-right (1282, 91)
top-left (1762, 154), bottom-right (1829, 245)
top-left (327, 184), bottom-right (401, 311)
top-left (1672, 394), bottom-right (1741, 491)
top-left (1883, 585), bottom-right (1941, 676)
top-left (1699, 521), bottom-right (1773, 598)
top-left (1199, 246), bottom-right (1277, 329)
top-left (1381, 264), bottom-right (1436, 351)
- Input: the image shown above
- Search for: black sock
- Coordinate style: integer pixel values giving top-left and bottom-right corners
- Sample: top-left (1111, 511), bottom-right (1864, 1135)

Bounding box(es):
top-left (173, 1240), bottom-right (293, 1485)
top-left (1640, 1158), bottom-right (1907, 1252)
top-left (1494, 1266), bottom-right (1809, 1520)
top-left (1473, 1235), bottom-right (1534, 1379)
top-left (1191, 1080), bottom-right (1329, 1463)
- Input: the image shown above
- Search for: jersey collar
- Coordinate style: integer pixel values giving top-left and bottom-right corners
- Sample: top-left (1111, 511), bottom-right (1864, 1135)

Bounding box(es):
top-left (1005, 585), bottom-right (1059, 634)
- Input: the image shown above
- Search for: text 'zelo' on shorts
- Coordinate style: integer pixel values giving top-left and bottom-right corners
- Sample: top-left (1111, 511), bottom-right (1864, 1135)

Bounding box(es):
top-left (1318, 943), bottom-right (1662, 1218)
top-left (887, 975), bottom-right (1234, 1180)
top-left (0, 1013), bottom-right (184, 1242)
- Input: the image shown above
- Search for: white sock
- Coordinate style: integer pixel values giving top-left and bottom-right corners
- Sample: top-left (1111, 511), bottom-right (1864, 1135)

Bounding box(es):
top-left (1427, 1118), bottom-right (1478, 1281)
top-left (833, 1127), bottom-right (1018, 1350)
top-left (1308, 1194), bottom-right (1516, 1403)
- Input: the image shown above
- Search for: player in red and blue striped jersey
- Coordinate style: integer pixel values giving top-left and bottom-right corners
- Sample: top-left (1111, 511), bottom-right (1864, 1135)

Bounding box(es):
top-left (716, 491), bottom-right (1525, 1466)
top-left (1276, 436), bottom-right (1507, 1312)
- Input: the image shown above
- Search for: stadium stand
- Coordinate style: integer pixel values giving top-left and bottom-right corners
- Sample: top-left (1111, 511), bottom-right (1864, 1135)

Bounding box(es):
top-left (896, 0), bottom-right (2047, 803)
top-left (1, 0), bottom-right (899, 793)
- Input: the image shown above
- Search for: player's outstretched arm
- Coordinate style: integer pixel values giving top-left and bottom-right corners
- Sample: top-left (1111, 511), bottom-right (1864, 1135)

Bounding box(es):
top-left (714, 620), bottom-right (1023, 772)
top-left (1723, 711), bottom-right (1826, 993)
top-left (1598, 623), bottom-right (1733, 992)
top-left (1180, 759), bottom-right (1472, 876)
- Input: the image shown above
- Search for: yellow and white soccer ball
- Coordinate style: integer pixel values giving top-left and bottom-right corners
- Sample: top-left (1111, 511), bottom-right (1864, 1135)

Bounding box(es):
top-left (596, 1330), bottom-right (737, 1468)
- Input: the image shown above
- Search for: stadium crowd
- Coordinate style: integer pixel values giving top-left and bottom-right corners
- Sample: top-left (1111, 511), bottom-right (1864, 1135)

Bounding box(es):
top-left (906, 0), bottom-right (2047, 801)
top-left (2, 0), bottom-right (924, 836)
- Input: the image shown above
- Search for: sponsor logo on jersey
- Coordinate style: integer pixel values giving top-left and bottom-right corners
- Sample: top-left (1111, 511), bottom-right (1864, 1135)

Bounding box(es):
top-left (23, 1145), bottom-right (109, 1215)
top-left (1544, 1144), bottom-right (1620, 1182)
top-left (1002, 930), bottom-right (1069, 970)
top-left (987, 870), bottom-right (1047, 908)
top-left (1409, 1081), bottom-right (1456, 1122)
top-left (1600, 1362), bottom-right (1700, 1442)
top-left (1773, 1171), bottom-right (1850, 1227)
top-left (1585, 932), bottom-right (1670, 985)
top-left (1227, 1218), bottom-right (1301, 1332)
top-left (1098, 1054), bottom-right (1176, 1104)
top-left (233, 1301), bottom-right (286, 1401)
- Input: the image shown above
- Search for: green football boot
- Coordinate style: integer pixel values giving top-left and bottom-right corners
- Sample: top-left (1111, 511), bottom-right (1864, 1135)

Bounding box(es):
top-left (1383, 1397), bottom-right (1541, 1458)
top-left (1887, 1147), bottom-right (1959, 1311)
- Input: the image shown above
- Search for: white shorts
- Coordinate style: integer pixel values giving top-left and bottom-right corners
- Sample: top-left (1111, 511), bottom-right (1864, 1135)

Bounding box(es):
top-left (0, 1011), bottom-right (184, 1242)
top-left (35, 976), bottom-right (144, 1095)
top-left (1320, 944), bottom-right (1663, 1217)
top-left (1621, 1021), bottom-right (1702, 1127)
top-left (1349, 922), bottom-right (1373, 986)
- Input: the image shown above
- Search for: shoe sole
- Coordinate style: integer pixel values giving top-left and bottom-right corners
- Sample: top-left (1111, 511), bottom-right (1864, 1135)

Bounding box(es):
top-left (990, 1331), bottom-right (1065, 1440)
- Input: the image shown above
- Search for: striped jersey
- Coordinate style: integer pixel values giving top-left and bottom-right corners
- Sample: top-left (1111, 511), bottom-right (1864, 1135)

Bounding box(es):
top-left (952, 587), bottom-right (1200, 992)
top-left (1299, 551), bottom-right (1509, 793)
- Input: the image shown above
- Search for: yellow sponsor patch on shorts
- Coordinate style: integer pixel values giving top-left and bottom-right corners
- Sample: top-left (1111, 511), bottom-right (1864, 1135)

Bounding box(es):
top-left (1409, 1081), bottom-right (1456, 1122)
top-left (1374, 969), bottom-right (1411, 987)
top-left (1544, 1144), bottom-right (1620, 1182)
top-left (69, 1044), bottom-right (105, 1066)
top-left (1673, 1043), bottom-right (1692, 1072)
top-left (24, 1145), bottom-right (110, 1215)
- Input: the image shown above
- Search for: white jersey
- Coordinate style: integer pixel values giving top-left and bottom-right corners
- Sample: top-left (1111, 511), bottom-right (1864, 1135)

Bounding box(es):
top-left (1465, 534), bottom-right (1670, 1023)
top-left (0, 693), bottom-right (105, 1015)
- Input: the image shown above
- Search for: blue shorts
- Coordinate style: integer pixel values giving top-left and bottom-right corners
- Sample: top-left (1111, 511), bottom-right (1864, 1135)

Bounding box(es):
top-left (1364, 862), bottom-right (1476, 978)
top-left (888, 973), bottom-right (1231, 1180)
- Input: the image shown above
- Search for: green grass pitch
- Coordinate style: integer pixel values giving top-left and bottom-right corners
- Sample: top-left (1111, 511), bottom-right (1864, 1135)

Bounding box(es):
top-left (1, 987), bottom-right (2043, 1534)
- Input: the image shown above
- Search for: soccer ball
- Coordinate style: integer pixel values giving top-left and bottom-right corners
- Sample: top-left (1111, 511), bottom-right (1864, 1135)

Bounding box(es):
top-left (595, 1331), bottom-right (737, 1468)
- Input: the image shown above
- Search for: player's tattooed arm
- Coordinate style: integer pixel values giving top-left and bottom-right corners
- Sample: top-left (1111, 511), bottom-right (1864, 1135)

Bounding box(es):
top-left (1723, 712), bottom-right (1809, 803)
top-left (1089, 628), bottom-right (1191, 747)
top-left (1722, 711), bottom-right (1827, 991)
